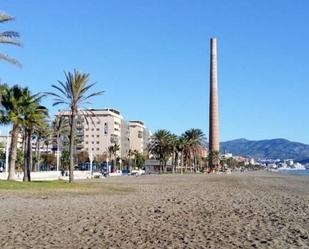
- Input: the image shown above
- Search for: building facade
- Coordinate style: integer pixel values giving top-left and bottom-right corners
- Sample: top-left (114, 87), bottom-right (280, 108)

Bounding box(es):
top-left (129, 121), bottom-right (150, 154)
top-left (57, 108), bottom-right (149, 159)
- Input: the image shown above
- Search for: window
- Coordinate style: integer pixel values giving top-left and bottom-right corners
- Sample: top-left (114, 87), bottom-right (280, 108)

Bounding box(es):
top-left (96, 141), bottom-right (100, 144)
top-left (92, 141), bottom-right (94, 144)
top-left (97, 121), bottom-right (100, 125)
top-left (86, 135), bottom-right (89, 138)
top-left (86, 128), bottom-right (89, 131)
top-left (138, 131), bottom-right (143, 139)
top-left (92, 135), bottom-right (94, 137)
top-left (110, 134), bottom-right (119, 144)
top-left (96, 148), bottom-right (99, 151)
top-left (86, 142), bottom-right (89, 144)
top-left (104, 122), bottom-right (108, 134)
top-left (96, 128), bottom-right (100, 131)
top-left (97, 135), bottom-right (100, 138)
top-left (91, 128), bottom-right (94, 131)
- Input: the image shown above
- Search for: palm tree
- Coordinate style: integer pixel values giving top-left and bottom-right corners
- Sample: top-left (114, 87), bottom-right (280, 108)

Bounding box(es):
top-left (52, 115), bottom-right (69, 172)
top-left (0, 85), bottom-right (33, 180)
top-left (132, 150), bottom-right (145, 169)
top-left (176, 136), bottom-right (190, 174)
top-left (148, 129), bottom-right (173, 173)
top-left (127, 149), bottom-right (134, 172)
top-left (183, 128), bottom-right (206, 173)
top-left (0, 12), bottom-right (21, 67)
top-left (169, 134), bottom-right (178, 174)
top-left (108, 144), bottom-right (120, 171)
top-left (22, 92), bottom-right (48, 181)
top-left (47, 70), bottom-right (103, 182)
top-left (33, 119), bottom-right (49, 171)
top-left (0, 83), bottom-right (9, 102)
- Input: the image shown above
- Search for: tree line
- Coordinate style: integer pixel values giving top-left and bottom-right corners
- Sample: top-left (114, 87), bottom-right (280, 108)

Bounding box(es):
top-left (148, 129), bottom-right (207, 173)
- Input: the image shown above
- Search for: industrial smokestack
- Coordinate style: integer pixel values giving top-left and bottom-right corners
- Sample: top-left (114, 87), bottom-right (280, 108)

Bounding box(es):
top-left (209, 38), bottom-right (220, 167)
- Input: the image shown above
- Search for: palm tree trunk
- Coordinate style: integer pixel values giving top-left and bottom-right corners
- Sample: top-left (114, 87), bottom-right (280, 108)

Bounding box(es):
top-left (35, 137), bottom-right (39, 171)
top-left (27, 129), bottom-right (32, 181)
top-left (37, 137), bottom-right (41, 171)
top-left (181, 150), bottom-right (184, 174)
top-left (184, 152), bottom-right (188, 173)
top-left (189, 151), bottom-right (192, 173)
top-left (69, 109), bottom-right (76, 183)
top-left (7, 123), bottom-right (19, 180)
top-left (56, 134), bottom-right (60, 172)
top-left (173, 152), bottom-right (177, 174)
top-left (193, 149), bottom-right (196, 173)
top-left (128, 152), bottom-right (131, 172)
top-left (46, 140), bottom-right (49, 155)
top-left (23, 130), bottom-right (29, 181)
top-left (172, 152), bottom-right (175, 174)
top-left (23, 129), bottom-right (32, 181)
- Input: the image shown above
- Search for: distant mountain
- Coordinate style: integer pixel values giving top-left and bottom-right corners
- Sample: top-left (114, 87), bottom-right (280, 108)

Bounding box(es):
top-left (220, 138), bottom-right (309, 161)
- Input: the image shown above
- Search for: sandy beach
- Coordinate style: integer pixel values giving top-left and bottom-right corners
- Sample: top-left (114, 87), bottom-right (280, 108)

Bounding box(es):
top-left (0, 171), bottom-right (308, 249)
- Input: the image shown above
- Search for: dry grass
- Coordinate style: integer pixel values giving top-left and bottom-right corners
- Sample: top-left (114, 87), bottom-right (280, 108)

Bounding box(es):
top-left (0, 179), bottom-right (133, 196)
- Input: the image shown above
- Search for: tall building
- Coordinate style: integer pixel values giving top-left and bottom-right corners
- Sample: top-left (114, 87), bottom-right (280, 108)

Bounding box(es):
top-left (209, 38), bottom-right (220, 167)
top-left (128, 121), bottom-right (150, 154)
top-left (120, 120), bottom-right (130, 158)
top-left (83, 108), bottom-right (124, 157)
top-left (57, 108), bottom-right (149, 159)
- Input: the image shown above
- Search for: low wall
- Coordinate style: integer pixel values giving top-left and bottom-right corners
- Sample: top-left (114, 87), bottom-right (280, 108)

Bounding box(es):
top-left (0, 172), bottom-right (8, 180)
top-left (0, 171), bottom-right (92, 181)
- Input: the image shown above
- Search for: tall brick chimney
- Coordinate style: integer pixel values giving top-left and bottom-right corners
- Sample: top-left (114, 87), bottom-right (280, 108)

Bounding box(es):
top-left (209, 38), bottom-right (220, 167)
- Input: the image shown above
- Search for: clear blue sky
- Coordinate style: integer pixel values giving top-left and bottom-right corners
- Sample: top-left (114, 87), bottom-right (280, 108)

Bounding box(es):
top-left (1, 1), bottom-right (309, 143)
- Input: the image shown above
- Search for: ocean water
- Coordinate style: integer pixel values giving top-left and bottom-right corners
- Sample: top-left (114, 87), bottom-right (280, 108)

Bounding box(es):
top-left (278, 169), bottom-right (309, 176)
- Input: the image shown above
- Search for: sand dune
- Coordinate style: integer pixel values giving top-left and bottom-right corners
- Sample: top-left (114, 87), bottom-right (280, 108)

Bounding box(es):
top-left (0, 171), bottom-right (308, 248)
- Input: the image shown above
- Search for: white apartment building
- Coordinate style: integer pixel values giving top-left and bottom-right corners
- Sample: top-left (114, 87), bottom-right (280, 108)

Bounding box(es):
top-left (58, 108), bottom-right (143, 159)
top-left (2, 133), bottom-right (24, 150)
top-left (80, 108), bottom-right (127, 157)
top-left (129, 121), bottom-right (150, 154)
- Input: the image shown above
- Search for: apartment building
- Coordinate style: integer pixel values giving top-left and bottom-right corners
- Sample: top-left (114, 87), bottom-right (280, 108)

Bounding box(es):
top-left (0, 135), bottom-right (10, 152)
top-left (81, 108), bottom-right (125, 157)
top-left (129, 121), bottom-right (150, 154)
top-left (57, 108), bottom-right (144, 159)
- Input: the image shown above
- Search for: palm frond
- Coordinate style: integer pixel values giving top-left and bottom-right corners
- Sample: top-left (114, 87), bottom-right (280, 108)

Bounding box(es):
top-left (0, 13), bottom-right (14, 23)
top-left (0, 36), bottom-right (21, 46)
top-left (0, 53), bottom-right (21, 67)
top-left (52, 101), bottom-right (68, 106)
top-left (0, 31), bottom-right (19, 38)
top-left (79, 91), bottom-right (104, 103)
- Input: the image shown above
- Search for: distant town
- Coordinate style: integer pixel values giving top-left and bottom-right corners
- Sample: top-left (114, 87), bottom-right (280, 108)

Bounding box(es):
top-left (220, 152), bottom-right (308, 171)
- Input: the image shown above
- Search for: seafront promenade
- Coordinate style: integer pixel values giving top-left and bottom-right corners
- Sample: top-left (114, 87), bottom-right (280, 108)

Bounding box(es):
top-left (0, 171), bottom-right (308, 248)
